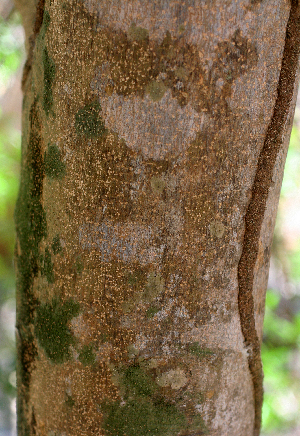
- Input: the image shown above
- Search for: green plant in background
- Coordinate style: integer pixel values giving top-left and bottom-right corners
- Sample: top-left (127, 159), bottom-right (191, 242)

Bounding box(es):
top-left (0, 9), bottom-right (24, 434)
top-left (0, 13), bottom-right (23, 88)
top-left (0, 111), bottom-right (20, 431)
top-left (262, 290), bottom-right (300, 433)
top-left (0, 10), bottom-right (23, 290)
top-left (261, 124), bottom-right (300, 434)
top-left (277, 126), bottom-right (300, 283)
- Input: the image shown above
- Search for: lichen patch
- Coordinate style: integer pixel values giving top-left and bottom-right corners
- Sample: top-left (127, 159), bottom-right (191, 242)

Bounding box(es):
top-left (156, 368), bottom-right (188, 390)
top-left (209, 220), bottom-right (226, 238)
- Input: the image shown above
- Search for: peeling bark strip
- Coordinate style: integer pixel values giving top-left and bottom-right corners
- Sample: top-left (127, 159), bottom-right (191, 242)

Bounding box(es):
top-left (237, 1), bottom-right (300, 435)
top-left (21, 0), bottom-right (45, 90)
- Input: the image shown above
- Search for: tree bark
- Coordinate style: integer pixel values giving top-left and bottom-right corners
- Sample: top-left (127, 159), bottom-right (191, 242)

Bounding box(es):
top-left (14, 1), bottom-right (300, 435)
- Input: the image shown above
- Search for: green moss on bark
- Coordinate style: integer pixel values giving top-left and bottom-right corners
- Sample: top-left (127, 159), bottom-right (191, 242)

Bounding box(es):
top-left (102, 359), bottom-right (209, 436)
top-left (40, 246), bottom-right (54, 283)
top-left (146, 306), bottom-right (160, 319)
top-left (43, 47), bottom-right (55, 116)
top-left (73, 255), bottom-right (84, 274)
top-left (44, 144), bottom-right (66, 179)
top-left (34, 298), bottom-right (80, 363)
top-left (188, 343), bottom-right (214, 357)
top-left (51, 234), bottom-right (63, 254)
top-left (34, 9), bottom-right (54, 116)
top-left (127, 23), bottom-right (149, 42)
top-left (65, 394), bottom-right (75, 408)
top-left (102, 397), bottom-right (186, 436)
top-left (79, 344), bottom-right (96, 366)
top-left (121, 365), bottom-right (157, 397)
top-left (15, 100), bottom-right (46, 326)
top-left (14, 99), bottom-right (46, 435)
top-left (75, 101), bottom-right (106, 138)
top-left (42, 10), bottom-right (51, 33)
top-left (102, 364), bottom-right (186, 436)
top-left (126, 269), bottom-right (146, 288)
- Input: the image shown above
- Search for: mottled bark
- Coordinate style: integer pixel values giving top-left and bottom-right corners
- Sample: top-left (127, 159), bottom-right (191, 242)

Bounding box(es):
top-left (14, 1), bottom-right (300, 436)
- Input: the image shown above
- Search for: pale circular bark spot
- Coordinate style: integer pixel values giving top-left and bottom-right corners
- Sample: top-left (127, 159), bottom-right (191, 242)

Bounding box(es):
top-left (156, 368), bottom-right (188, 390)
top-left (209, 220), bottom-right (226, 238)
top-left (98, 90), bottom-right (202, 160)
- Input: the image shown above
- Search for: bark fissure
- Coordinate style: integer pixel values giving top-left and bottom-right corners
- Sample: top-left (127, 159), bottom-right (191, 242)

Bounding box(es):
top-left (237, 1), bottom-right (300, 435)
top-left (21, 0), bottom-right (45, 91)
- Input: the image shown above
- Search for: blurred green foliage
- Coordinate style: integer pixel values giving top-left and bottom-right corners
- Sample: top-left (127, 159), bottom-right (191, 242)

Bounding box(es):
top-left (261, 125), bottom-right (300, 434)
top-left (0, 8), bottom-right (23, 434)
top-left (0, 7), bottom-right (300, 436)
top-left (262, 291), bottom-right (300, 433)
top-left (0, 11), bottom-right (23, 88)
top-left (279, 126), bottom-right (300, 283)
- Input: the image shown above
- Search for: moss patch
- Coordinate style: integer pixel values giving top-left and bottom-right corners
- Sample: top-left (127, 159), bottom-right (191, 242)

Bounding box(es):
top-left (127, 23), bottom-right (149, 42)
top-left (42, 47), bottom-right (55, 116)
top-left (39, 10), bottom-right (51, 39)
top-left (44, 144), bottom-right (66, 179)
top-left (14, 100), bottom-right (46, 342)
top-left (121, 365), bottom-right (156, 397)
top-left (43, 10), bottom-right (51, 31)
top-left (75, 101), bottom-right (106, 138)
top-left (51, 234), bottom-right (62, 255)
top-left (74, 255), bottom-right (84, 274)
top-left (34, 298), bottom-right (80, 363)
top-left (146, 306), bottom-right (160, 319)
top-left (102, 363), bottom-right (208, 435)
top-left (37, 10), bottom-right (51, 42)
top-left (102, 397), bottom-right (186, 436)
top-left (146, 81), bottom-right (167, 102)
top-left (102, 364), bottom-right (186, 436)
top-left (65, 394), bottom-right (75, 408)
top-left (40, 246), bottom-right (54, 283)
top-left (14, 100), bottom-right (46, 434)
top-left (126, 268), bottom-right (146, 288)
top-left (188, 343), bottom-right (214, 357)
top-left (79, 344), bottom-right (96, 366)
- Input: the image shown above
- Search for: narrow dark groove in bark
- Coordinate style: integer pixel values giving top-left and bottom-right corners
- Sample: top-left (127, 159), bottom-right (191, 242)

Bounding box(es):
top-left (21, 0), bottom-right (45, 91)
top-left (237, 2), bottom-right (300, 435)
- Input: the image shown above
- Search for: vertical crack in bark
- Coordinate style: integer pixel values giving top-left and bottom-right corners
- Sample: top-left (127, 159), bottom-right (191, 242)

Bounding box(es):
top-left (237, 2), bottom-right (300, 435)
top-left (21, 0), bottom-right (45, 91)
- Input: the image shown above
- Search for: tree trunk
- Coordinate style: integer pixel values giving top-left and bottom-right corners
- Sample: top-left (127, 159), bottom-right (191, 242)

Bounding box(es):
top-left (14, 1), bottom-right (300, 435)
